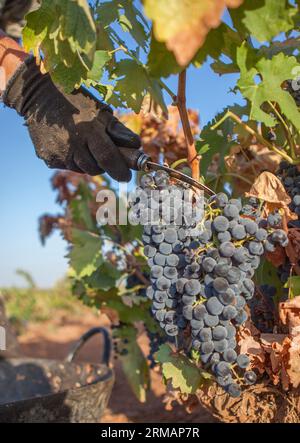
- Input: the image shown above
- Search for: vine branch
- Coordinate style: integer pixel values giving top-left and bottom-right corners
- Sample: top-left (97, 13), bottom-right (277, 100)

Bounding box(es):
top-left (175, 70), bottom-right (200, 181)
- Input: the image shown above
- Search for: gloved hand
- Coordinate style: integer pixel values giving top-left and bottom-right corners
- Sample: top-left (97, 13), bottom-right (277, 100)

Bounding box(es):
top-left (2, 56), bottom-right (141, 181)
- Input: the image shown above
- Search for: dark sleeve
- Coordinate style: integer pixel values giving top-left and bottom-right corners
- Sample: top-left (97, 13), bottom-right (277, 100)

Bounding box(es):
top-left (0, 0), bottom-right (34, 39)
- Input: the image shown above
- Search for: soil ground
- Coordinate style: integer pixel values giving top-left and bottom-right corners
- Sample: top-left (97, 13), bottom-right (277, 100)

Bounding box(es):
top-left (18, 310), bottom-right (217, 423)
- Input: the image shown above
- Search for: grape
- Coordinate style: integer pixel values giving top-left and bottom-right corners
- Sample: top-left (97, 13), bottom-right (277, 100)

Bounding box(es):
top-left (231, 225), bottom-right (246, 240)
top-left (155, 309), bottom-right (166, 322)
top-left (153, 253), bottom-right (166, 266)
top-left (159, 242), bottom-right (172, 255)
top-left (234, 309), bottom-right (248, 325)
top-left (183, 305), bottom-right (193, 320)
top-left (227, 383), bottom-right (241, 398)
top-left (223, 348), bottom-right (237, 363)
top-left (151, 265), bottom-right (163, 279)
top-left (212, 325), bottom-right (227, 340)
top-left (201, 341), bottom-right (214, 354)
top-left (140, 174), bottom-right (154, 188)
top-left (199, 328), bottom-right (212, 342)
top-left (154, 291), bottom-right (167, 303)
top-left (244, 370), bottom-right (257, 385)
top-left (156, 277), bottom-right (171, 290)
top-left (218, 289), bottom-right (235, 305)
top-left (255, 228), bottom-right (268, 242)
top-left (214, 262), bottom-right (230, 277)
top-left (165, 324), bottom-right (178, 336)
top-left (164, 266), bottom-right (178, 280)
top-left (248, 241), bottom-right (264, 256)
top-left (213, 216), bottom-right (230, 232)
top-left (244, 219), bottom-right (258, 235)
top-left (218, 231), bottom-right (232, 243)
top-left (213, 339), bottom-right (228, 353)
top-left (204, 314), bottom-right (219, 327)
top-left (193, 304), bottom-right (207, 320)
top-left (222, 305), bottom-right (237, 320)
top-left (216, 374), bottom-right (233, 387)
top-left (164, 228), bottom-right (178, 244)
top-left (264, 240), bottom-right (275, 252)
top-left (192, 339), bottom-right (201, 351)
top-left (206, 297), bottom-right (224, 316)
top-left (144, 245), bottom-right (156, 258)
top-left (202, 257), bottom-right (216, 272)
top-left (215, 193), bottom-right (229, 207)
top-left (226, 267), bottom-right (241, 284)
top-left (215, 361), bottom-right (231, 377)
top-left (185, 279), bottom-right (201, 296)
top-left (226, 324), bottom-right (236, 340)
top-left (267, 212), bottom-right (282, 228)
top-left (153, 301), bottom-right (165, 310)
top-left (224, 204), bottom-right (239, 219)
top-left (154, 170), bottom-right (169, 187)
top-left (237, 354), bottom-right (250, 369)
top-left (190, 319), bottom-right (204, 330)
top-left (166, 254), bottom-right (180, 267)
top-left (165, 311), bottom-right (177, 324)
top-left (233, 247), bottom-right (248, 264)
top-left (235, 295), bottom-right (246, 309)
top-left (219, 242), bottom-right (235, 258)
top-left (182, 294), bottom-right (196, 305)
top-left (213, 277), bottom-right (229, 293)
top-left (176, 278), bottom-right (188, 294)
top-left (152, 233), bottom-right (164, 244)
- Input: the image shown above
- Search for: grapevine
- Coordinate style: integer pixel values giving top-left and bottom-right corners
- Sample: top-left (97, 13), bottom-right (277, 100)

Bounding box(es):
top-left (31, 0), bottom-right (300, 423)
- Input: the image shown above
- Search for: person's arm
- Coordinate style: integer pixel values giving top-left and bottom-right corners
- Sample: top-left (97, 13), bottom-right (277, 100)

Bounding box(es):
top-left (0, 29), bottom-right (27, 85)
top-left (1, 30), bottom-right (141, 182)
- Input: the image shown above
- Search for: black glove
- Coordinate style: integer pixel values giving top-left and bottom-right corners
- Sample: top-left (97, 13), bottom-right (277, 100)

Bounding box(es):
top-left (2, 56), bottom-right (141, 181)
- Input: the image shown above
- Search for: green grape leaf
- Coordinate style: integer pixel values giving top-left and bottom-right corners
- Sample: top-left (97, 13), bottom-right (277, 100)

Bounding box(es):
top-left (156, 344), bottom-right (206, 394)
top-left (59, 0), bottom-right (96, 56)
top-left (115, 325), bottom-right (150, 402)
top-left (230, 0), bottom-right (296, 42)
top-left (118, 1), bottom-right (148, 50)
top-left (147, 36), bottom-right (182, 78)
top-left (96, 0), bottom-right (119, 26)
top-left (237, 43), bottom-right (300, 129)
top-left (284, 276), bottom-right (300, 299)
top-left (23, 0), bottom-right (97, 91)
top-left (85, 262), bottom-right (121, 291)
top-left (113, 59), bottom-right (156, 113)
top-left (86, 50), bottom-right (112, 83)
top-left (211, 61), bottom-right (239, 75)
top-left (68, 229), bottom-right (103, 278)
top-left (196, 109), bottom-right (235, 177)
top-left (193, 23), bottom-right (242, 69)
top-left (23, 0), bottom-right (56, 56)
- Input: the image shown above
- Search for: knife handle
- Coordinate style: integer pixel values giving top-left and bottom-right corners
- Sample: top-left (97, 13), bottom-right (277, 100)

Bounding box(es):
top-left (118, 147), bottom-right (151, 171)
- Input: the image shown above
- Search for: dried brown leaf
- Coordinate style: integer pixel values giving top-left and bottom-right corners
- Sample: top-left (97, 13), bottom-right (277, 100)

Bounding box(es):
top-left (246, 171), bottom-right (291, 207)
top-left (279, 296), bottom-right (300, 332)
top-left (145, 0), bottom-right (244, 66)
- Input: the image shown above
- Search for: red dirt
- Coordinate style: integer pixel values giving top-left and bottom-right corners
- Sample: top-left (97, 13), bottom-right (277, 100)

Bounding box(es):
top-left (18, 311), bottom-right (217, 423)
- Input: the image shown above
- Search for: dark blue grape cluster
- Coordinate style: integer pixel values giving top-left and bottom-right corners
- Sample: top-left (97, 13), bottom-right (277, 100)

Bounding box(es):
top-left (139, 173), bottom-right (272, 396)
